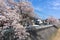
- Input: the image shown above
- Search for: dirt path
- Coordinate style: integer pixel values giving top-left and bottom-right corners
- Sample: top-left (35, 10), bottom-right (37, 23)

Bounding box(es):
top-left (52, 29), bottom-right (60, 40)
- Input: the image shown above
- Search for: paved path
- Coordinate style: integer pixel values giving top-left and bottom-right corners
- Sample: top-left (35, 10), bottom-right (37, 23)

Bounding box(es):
top-left (52, 29), bottom-right (60, 40)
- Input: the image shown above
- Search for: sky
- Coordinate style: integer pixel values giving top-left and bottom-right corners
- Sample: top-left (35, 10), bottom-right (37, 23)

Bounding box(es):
top-left (15, 0), bottom-right (60, 19)
top-left (28, 0), bottom-right (60, 19)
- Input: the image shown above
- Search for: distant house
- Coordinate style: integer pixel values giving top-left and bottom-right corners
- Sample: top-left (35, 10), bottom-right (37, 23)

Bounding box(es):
top-left (59, 19), bottom-right (60, 21)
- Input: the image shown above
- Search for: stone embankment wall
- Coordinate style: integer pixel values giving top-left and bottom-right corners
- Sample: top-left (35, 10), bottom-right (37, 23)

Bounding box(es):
top-left (27, 26), bottom-right (58, 40)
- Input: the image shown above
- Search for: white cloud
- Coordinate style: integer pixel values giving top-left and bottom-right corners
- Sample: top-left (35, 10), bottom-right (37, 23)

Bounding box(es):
top-left (47, 0), bottom-right (60, 10)
top-left (52, 2), bottom-right (60, 7)
top-left (53, 2), bottom-right (60, 6)
top-left (34, 7), bottom-right (43, 12)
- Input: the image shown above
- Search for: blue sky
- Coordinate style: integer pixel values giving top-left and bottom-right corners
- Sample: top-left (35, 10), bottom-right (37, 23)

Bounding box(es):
top-left (15, 0), bottom-right (60, 19)
top-left (28, 0), bottom-right (60, 19)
